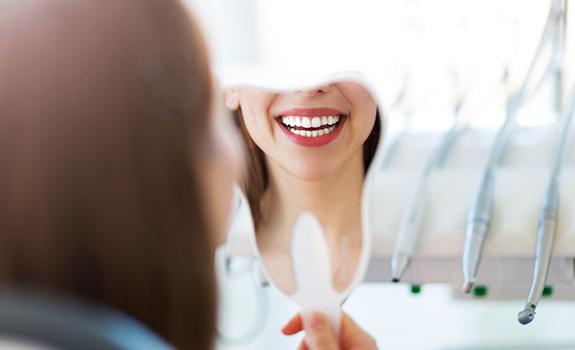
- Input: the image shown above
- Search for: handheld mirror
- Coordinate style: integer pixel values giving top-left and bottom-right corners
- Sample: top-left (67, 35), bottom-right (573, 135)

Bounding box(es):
top-left (225, 74), bottom-right (386, 334)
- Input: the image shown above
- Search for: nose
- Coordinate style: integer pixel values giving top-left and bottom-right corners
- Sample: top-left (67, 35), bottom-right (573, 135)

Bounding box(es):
top-left (300, 84), bottom-right (331, 97)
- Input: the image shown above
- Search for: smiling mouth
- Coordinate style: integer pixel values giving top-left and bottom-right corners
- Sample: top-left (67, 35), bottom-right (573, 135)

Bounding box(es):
top-left (276, 114), bottom-right (345, 138)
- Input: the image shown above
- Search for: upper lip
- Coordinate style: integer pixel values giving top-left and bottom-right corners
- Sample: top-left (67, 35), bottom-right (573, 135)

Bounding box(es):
top-left (277, 107), bottom-right (345, 117)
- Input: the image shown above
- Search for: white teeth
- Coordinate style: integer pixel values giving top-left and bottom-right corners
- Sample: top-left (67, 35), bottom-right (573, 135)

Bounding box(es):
top-left (281, 115), bottom-right (341, 128)
top-left (286, 125), bottom-right (337, 138)
top-left (311, 117), bottom-right (321, 128)
top-left (281, 114), bottom-right (342, 139)
top-left (283, 116), bottom-right (293, 127)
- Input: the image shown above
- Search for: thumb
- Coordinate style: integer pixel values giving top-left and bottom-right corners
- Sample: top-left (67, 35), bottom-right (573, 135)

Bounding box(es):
top-left (302, 312), bottom-right (339, 350)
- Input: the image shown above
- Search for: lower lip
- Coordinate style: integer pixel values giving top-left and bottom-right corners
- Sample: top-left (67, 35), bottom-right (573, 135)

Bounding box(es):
top-left (277, 118), bottom-right (345, 147)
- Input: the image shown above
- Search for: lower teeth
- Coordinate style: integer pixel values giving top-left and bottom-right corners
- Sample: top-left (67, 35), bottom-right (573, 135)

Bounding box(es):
top-left (288, 124), bottom-right (337, 138)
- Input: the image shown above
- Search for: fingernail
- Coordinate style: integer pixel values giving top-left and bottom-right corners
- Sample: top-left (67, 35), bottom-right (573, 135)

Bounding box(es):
top-left (307, 312), bottom-right (325, 331)
top-left (281, 323), bottom-right (290, 334)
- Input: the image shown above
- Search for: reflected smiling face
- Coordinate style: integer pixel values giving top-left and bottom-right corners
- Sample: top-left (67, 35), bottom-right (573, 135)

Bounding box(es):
top-left (229, 82), bottom-right (377, 180)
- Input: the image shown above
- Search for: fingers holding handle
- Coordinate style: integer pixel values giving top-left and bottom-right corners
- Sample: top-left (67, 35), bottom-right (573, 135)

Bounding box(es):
top-left (283, 312), bottom-right (378, 350)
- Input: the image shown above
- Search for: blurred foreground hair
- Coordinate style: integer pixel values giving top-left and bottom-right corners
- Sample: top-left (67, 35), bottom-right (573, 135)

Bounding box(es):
top-left (0, 0), bottom-right (216, 348)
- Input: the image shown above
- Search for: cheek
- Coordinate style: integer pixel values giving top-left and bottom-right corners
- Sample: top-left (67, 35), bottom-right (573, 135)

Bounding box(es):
top-left (239, 93), bottom-right (273, 129)
top-left (352, 109), bottom-right (377, 144)
top-left (242, 111), bottom-right (276, 152)
top-left (238, 92), bottom-right (277, 151)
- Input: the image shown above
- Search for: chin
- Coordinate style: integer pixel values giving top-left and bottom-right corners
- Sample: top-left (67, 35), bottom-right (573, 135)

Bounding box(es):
top-left (285, 163), bottom-right (338, 182)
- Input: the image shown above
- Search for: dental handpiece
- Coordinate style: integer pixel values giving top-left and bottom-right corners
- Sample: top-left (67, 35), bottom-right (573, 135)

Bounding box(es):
top-left (462, 97), bottom-right (517, 293)
top-left (391, 124), bottom-right (461, 282)
top-left (390, 172), bottom-right (428, 282)
top-left (462, 100), bottom-right (549, 294)
top-left (518, 178), bottom-right (559, 325)
top-left (519, 82), bottom-right (575, 325)
top-left (462, 167), bottom-right (495, 293)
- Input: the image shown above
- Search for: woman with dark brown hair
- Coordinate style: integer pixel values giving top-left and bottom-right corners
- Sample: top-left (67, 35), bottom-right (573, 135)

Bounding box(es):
top-left (0, 0), bottom-right (376, 348)
top-left (0, 0), bottom-right (237, 348)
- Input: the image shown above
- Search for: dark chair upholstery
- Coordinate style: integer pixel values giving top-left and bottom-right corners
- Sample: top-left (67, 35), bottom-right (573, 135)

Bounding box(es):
top-left (0, 290), bottom-right (171, 350)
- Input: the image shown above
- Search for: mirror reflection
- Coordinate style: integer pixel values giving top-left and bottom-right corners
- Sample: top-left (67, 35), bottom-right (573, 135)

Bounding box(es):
top-left (226, 81), bottom-right (381, 294)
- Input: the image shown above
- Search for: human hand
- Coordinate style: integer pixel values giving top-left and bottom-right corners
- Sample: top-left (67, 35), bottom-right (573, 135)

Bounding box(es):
top-left (282, 312), bottom-right (378, 350)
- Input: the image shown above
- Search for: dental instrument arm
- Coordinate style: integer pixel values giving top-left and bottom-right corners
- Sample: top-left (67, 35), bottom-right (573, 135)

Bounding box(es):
top-left (518, 82), bottom-right (575, 325)
top-left (462, 88), bottom-right (528, 293)
top-left (391, 122), bottom-right (462, 282)
top-left (461, 0), bottom-right (565, 292)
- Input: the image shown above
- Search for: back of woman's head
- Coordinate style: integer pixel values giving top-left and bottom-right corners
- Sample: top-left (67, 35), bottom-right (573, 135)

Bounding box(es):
top-left (0, 0), bottom-right (215, 348)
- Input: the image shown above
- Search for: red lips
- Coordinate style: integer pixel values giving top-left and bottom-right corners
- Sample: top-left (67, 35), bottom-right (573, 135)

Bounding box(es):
top-left (276, 108), bottom-right (346, 147)
top-left (278, 107), bottom-right (345, 117)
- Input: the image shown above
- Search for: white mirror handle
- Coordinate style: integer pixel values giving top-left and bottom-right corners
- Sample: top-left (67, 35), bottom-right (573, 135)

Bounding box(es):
top-left (291, 212), bottom-right (342, 336)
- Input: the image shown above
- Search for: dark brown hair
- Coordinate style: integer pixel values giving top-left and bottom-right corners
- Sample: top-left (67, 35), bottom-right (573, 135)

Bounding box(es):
top-left (235, 109), bottom-right (381, 227)
top-left (0, 0), bottom-right (216, 348)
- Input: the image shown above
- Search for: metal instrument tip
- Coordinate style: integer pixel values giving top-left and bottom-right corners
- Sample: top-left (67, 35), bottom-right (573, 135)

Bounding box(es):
top-left (462, 280), bottom-right (474, 294)
top-left (518, 304), bottom-right (536, 325)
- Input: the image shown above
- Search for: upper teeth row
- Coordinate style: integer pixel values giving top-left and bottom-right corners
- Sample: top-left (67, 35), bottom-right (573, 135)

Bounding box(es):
top-left (281, 115), bottom-right (340, 128)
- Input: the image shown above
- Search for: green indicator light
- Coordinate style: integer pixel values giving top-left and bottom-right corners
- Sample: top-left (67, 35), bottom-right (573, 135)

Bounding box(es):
top-left (542, 285), bottom-right (553, 297)
top-left (410, 284), bottom-right (421, 294)
top-left (473, 285), bottom-right (488, 298)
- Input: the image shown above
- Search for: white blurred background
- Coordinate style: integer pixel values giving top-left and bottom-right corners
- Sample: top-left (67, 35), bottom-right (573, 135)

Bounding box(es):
top-left (190, 0), bottom-right (574, 129)
top-left (186, 1), bottom-right (575, 349)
